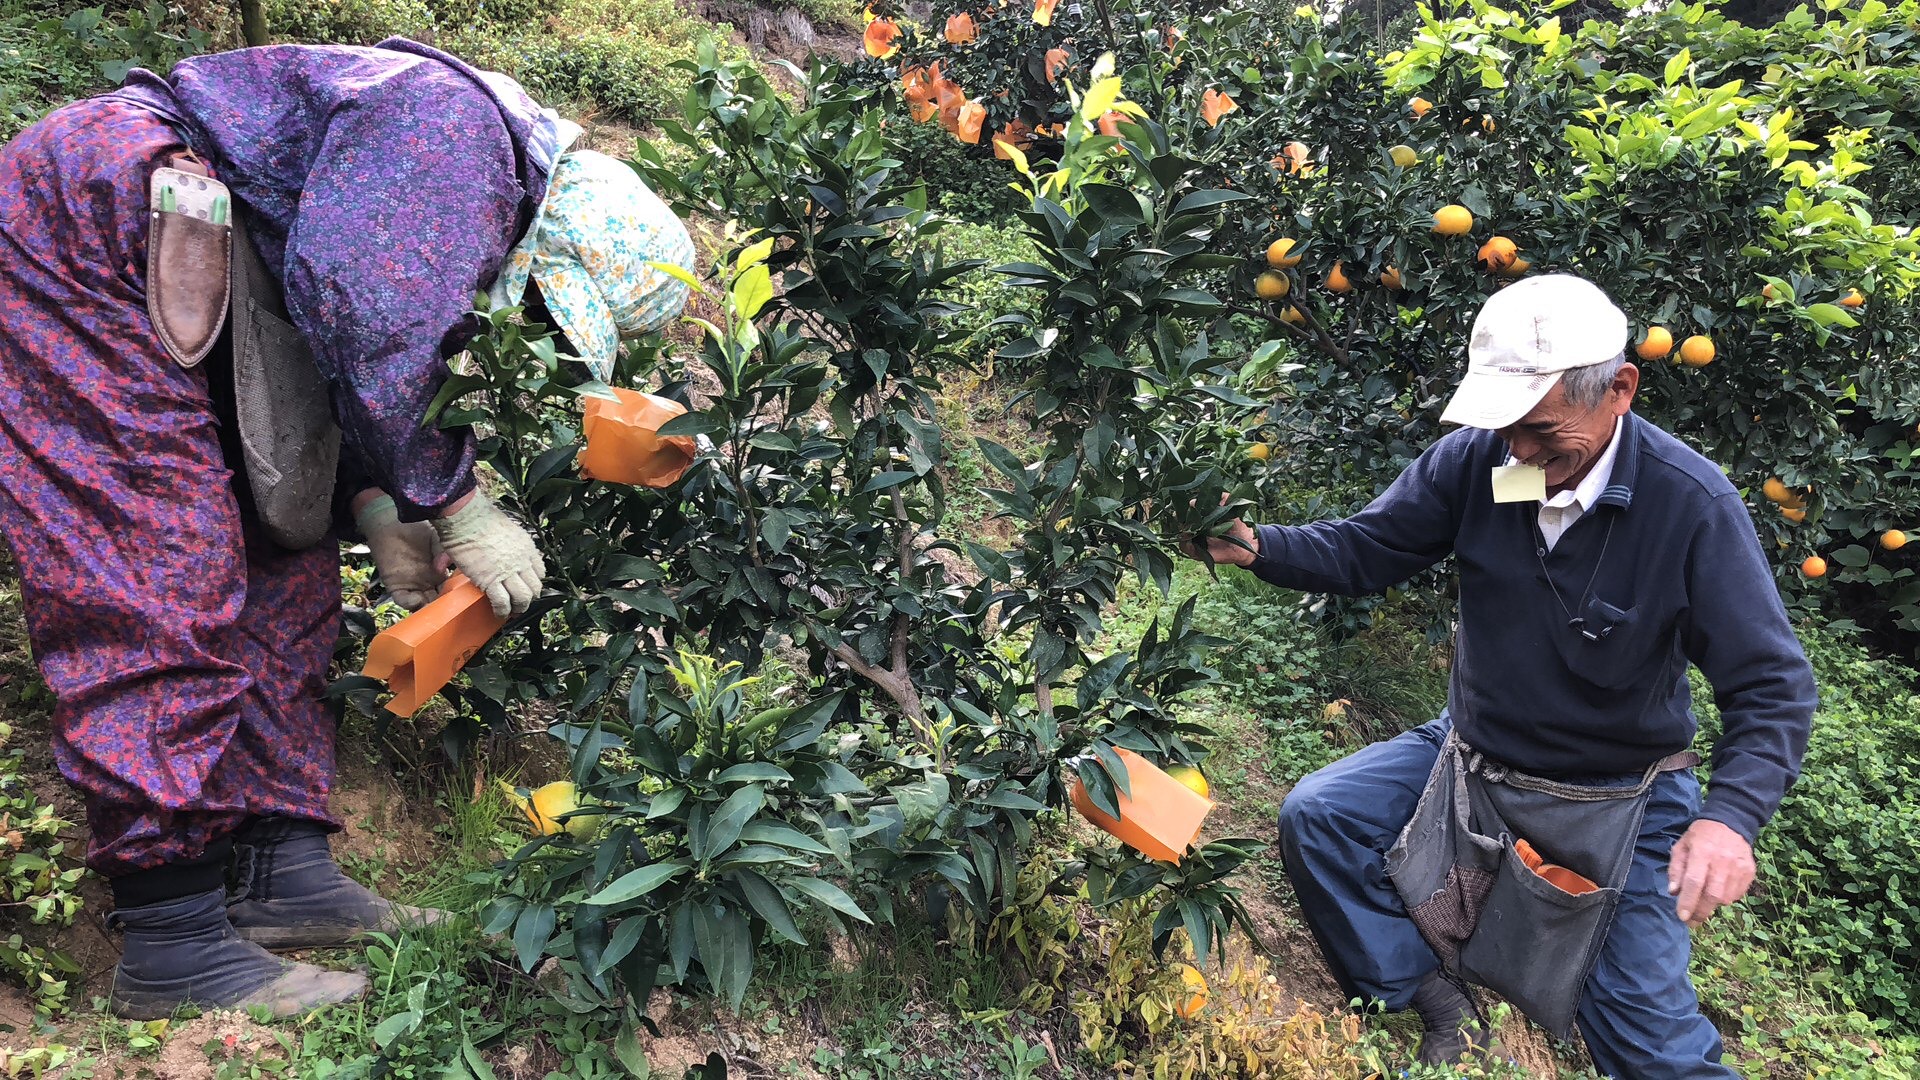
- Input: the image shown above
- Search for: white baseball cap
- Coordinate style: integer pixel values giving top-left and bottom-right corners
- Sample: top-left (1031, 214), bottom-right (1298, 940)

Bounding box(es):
top-left (1439, 273), bottom-right (1631, 429)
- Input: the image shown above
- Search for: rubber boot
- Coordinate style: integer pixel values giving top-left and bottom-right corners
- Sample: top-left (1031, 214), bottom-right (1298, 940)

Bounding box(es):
top-left (109, 887), bottom-right (368, 1020)
top-left (1412, 971), bottom-right (1502, 1064)
top-left (226, 818), bottom-right (447, 950)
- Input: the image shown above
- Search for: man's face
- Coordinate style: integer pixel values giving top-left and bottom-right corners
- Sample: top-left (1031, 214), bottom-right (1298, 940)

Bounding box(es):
top-left (1496, 363), bottom-right (1640, 492)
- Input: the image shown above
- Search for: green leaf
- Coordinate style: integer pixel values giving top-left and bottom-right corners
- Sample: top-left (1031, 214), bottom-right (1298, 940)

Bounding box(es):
top-left (787, 877), bottom-right (873, 924)
top-left (892, 774), bottom-right (951, 832)
top-left (614, 1022), bottom-right (652, 1078)
top-left (691, 901), bottom-right (754, 1010)
top-left (513, 903), bottom-right (556, 972)
top-left (372, 1011), bottom-right (419, 1050)
top-left (657, 412), bottom-right (725, 438)
top-left (733, 870), bottom-right (806, 944)
top-left (770, 690), bottom-right (846, 752)
top-left (1082, 184), bottom-right (1149, 228)
top-left (1076, 652), bottom-right (1132, 714)
top-left (859, 470), bottom-right (917, 493)
top-left (584, 862), bottom-right (689, 907)
top-left (699, 784), bottom-right (766, 862)
top-left (1168, 189), bottom-right (1254, 217)
top-left (1831, 545), bottom-right (1872, 568)
top-left (1805, 303), bottom-right (1859, 328)
top-left (715, 763), bottom-right (794, 785)
top-left (738, 821), bottom-right (831, 853)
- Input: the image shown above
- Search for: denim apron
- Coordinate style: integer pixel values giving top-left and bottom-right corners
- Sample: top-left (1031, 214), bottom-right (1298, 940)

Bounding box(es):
top-left (1385, 730), bottom-right (1700, 1036)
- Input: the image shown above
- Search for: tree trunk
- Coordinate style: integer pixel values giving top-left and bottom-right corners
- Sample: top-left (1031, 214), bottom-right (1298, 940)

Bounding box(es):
top-left (239, 0), bottom-right (269, 46)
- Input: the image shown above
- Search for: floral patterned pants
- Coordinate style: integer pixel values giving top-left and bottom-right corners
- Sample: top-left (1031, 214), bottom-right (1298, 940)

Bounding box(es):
top-left (0, 98), bottom-right (339, 878)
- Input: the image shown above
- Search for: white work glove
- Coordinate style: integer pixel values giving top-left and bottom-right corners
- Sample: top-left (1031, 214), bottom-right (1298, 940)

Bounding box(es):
top-left (355, 494), bottom-right (445, 611)
top-left (430, 490), bottom-right (546, 617)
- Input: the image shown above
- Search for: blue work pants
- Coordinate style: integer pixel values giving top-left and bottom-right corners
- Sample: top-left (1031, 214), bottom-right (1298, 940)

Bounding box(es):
top-left (1277, 718), bottom-right (1736, 1079)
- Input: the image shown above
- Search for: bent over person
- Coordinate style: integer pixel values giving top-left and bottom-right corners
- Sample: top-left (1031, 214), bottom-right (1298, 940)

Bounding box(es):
top-left (0, 39), bottom-right (693, 1017)
top-left (1185, 274), bottom-right (1814, 1076)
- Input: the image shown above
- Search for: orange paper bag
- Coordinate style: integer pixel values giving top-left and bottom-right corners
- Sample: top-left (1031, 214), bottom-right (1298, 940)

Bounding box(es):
top-left (360, 573), bottom-right (506, 718)
top-left (1513, 838), bottom-right (1600, 896)
top-left (1069, 747), bottom-right (1215, 864)
top-left (578, 388), bottom-right (698, 488)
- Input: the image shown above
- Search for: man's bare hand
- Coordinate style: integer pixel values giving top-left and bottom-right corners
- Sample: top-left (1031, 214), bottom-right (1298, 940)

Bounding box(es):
top-left (1668, 819), bottom-right (1756, 928)
top-left (1178, 516), bottom-right (1260, 569)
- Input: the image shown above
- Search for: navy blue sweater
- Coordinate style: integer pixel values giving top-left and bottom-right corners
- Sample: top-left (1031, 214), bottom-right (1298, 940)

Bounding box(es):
top-left (1251, 412), bottom-right (1816, 844)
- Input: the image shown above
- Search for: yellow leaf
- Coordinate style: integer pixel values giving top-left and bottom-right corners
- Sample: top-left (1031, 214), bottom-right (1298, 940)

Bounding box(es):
top-left (1080, 75), bottom-right (1125, 128)
top-left (736, 235), bottom-right (776, 271)
top-left (996, 138), bottom-right (1031, 177)
top-left (648, 259), bottom-right (708, 295)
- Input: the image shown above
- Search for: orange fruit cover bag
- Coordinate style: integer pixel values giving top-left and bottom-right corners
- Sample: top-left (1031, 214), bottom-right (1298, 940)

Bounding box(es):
top-left (1069, 747), bottom-right (1215, 863)
top-left (578, 388), bottom-right (698, 489)
top-left (360, 573), bottom-right (506, 718)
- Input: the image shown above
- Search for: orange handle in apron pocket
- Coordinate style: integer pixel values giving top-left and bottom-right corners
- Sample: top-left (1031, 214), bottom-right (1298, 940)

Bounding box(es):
top-left (360, 573), bottom-right (507, 718)
top-left (1068, 747), bottom-right (1215, 864)
top-left (1514, 838), bottom-right (1600, 896)
top-left (578, 388), bottom-right (698, 489)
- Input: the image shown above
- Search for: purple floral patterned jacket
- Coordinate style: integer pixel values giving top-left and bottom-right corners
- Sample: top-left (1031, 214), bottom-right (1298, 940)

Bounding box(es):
top-left (112, 39), bottom-right (570, 521)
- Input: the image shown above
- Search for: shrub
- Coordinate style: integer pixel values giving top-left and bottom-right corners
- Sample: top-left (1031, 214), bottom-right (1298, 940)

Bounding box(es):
top-left (260, 0), bottom-right (435, 43)
top-left (1695, 629), bottom-right (1920, 1030)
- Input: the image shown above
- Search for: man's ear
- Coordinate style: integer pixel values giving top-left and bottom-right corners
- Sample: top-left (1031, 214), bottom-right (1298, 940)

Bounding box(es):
top-left (1612, 362), bottom-right (1641, 414)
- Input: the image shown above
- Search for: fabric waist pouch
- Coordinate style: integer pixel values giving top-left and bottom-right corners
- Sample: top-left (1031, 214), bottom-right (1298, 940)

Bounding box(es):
top-left (1384, 729), bottom-right (1699, 1036)
top-left (147, 159), bottom-right (340, 550)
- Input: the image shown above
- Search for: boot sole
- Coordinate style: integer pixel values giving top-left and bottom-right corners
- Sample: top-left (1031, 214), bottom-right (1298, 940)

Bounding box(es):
top-left (233, 924), bottom-right (372, 951)
top-left (110, 969), bottom-right (369, 1020)
top-left (234, 908), bottom-right (451, 952)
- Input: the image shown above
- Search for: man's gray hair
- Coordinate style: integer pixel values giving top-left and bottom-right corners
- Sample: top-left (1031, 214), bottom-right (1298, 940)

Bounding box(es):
top-left (1562, 353), bottom-right (1626, 409)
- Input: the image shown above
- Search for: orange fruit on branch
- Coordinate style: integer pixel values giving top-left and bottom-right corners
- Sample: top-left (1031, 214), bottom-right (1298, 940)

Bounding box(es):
top-left (1255, 271), bottom-right (1291, 300)
top-left (1378, 266), bottom-right (1403, 289)
top-left (1326, 262), bottom-right (1352, 293)
top-left (1840, 288), bottom-right (1865, 308)
top-left (1432, 204), bottom-right (1474, 235)
top-left (1801, 555), bottom-right (1827, 579)
top-left (1635, 326), bottom-right (1672, 361)
top-left (1266, 237), bottom-right (1302, 269)
top-left (1781, 506), bottom-right (1806, 524)
top-left (1409, 96), bottom-right (1433, 117)
top-left (1884, 529), bottom-right (1909, 551)
top-left (1165, 764), bottom-right (1211, 798)
top-left (1678, 335), bottom-right (1716, 367)
top-left (1476, 235), bottom-right (1518, 272)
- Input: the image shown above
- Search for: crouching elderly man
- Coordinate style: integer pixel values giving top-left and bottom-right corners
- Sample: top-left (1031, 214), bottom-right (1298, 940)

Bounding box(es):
top-left (1186, 274), bottom-right (1814, 1076)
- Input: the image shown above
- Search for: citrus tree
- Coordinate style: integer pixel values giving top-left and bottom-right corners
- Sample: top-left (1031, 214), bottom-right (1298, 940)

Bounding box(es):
top-left (346, 42), bottom-right (1278, 1017)
top-left (880, 0), bottom-right (1920, 643)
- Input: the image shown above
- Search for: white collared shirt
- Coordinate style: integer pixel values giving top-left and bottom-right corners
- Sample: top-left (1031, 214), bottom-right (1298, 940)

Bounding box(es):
top-left (1518, 416), bottom-right (1624, 551)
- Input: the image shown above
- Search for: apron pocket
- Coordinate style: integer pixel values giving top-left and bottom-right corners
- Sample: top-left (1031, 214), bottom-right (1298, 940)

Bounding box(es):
top-left (1458, 837), bottom-right (1620, 1037)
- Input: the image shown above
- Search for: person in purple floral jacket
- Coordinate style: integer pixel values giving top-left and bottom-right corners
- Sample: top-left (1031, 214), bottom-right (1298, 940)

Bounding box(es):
top-left (0, 38), bottom-right (692, 1018)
